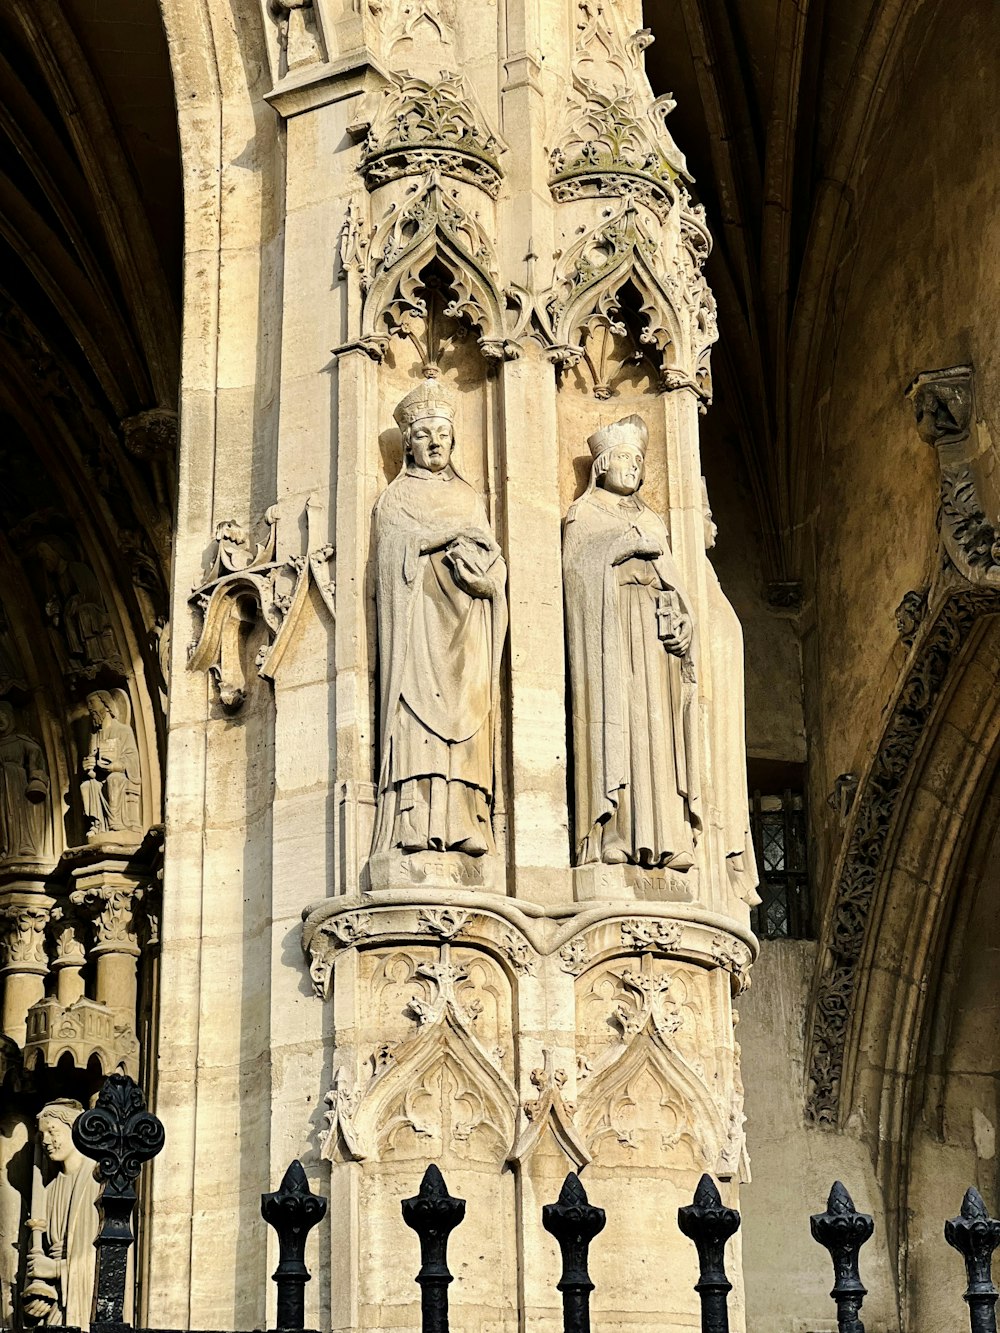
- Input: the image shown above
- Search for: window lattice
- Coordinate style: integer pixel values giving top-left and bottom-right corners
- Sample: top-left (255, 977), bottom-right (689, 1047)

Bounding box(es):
top-left (749, 789), bottom-right (810, 939)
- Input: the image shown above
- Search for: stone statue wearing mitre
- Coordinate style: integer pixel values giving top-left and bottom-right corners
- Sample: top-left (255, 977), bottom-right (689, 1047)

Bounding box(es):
top-left (563, 414), bottom-right (701, 869)
top-left (371, 376), bottom-right (508, 858)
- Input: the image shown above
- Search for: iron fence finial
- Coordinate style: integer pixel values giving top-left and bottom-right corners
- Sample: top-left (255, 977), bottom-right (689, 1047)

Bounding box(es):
top-left (402, 1164), bottom-right (466, 1333)
top-left (946, 1186), bottom-right (1000, 1333)
top-left (678, 1174), bottom-right (740, 1333)
top-left (261, 1160), bottom-right (327, 1331)
top-left (810, 1181), bottom-right (873, 1333)
top-left (543, 1171), bottom-right (606, 1333)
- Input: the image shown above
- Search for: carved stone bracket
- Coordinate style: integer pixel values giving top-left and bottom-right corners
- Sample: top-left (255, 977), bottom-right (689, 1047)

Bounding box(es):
top-left (188, 498), bottom-right (335, 711)
top-left (805, 585), bottom-right (1000, 1126)
top-left (69, 884), bottom-right (144, 958)
top-left (905, 365), bottom-right (1000, 588)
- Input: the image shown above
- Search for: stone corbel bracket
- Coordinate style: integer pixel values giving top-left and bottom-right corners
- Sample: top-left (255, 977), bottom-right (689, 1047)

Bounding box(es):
top-left (188, 498), bottom-right (335, 711)
top-left (905, 365), bottom-right (1000, 587)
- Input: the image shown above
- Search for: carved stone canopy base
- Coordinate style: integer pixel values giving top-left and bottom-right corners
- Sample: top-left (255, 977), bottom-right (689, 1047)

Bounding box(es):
top-left (365, 849), bottom-right (505, 895)
top-left (23, 995), bottom-right (138, 1077)
top-left (573, 862), bottom-right (696, 904)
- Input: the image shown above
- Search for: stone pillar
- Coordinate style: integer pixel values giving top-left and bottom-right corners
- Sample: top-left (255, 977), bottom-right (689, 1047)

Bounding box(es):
top-left (49, 907), bottom-right (87, 1007)
top-left (70, 874), bottom-right (144, 1017)
top-left (0, 893), bottom-right (52, 1045)
top-left (156, 0), bottom-right (756, 1328)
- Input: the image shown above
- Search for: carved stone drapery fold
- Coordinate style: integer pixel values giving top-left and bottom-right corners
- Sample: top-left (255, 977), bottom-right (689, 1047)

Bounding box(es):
top-left (188, 498), bottom-right (335, 711)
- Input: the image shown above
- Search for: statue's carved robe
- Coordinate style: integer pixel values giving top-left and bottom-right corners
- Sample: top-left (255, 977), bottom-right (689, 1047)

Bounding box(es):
top-left (0, 732), bottom-right (47, 857)
top-left (38, 1161), bottom-right (100, 1326)
top-left (83, 720), bottom-right (141, 835)
top-left (563, 486), bottom-right (701, 867)
top-left (372, 466), bottom-right (507, 855)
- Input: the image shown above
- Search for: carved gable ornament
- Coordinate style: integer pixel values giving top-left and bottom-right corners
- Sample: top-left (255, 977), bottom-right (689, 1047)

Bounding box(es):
top-left (361, 73), bottom-right (504, 198)
top-left (346, 172), bottom-right (526, 362)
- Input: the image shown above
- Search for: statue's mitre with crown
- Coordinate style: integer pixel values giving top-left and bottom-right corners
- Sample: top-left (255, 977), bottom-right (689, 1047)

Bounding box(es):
top-left (587, 413), bottom-right (649, 459)
top-left (393, 375), bottom-right (456, 430)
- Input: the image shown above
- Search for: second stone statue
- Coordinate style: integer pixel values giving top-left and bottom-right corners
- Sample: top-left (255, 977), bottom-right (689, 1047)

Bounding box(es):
top-left (370, 377), bottom-right (508, 876)
top-left (564, 414), bottom-right (702, 873)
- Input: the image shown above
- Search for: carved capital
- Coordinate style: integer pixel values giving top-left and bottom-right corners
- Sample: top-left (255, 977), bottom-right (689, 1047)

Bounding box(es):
top-left (70, 885), bottom-right (143, 956)
top-left (0, 899), bottom-right (51, 972)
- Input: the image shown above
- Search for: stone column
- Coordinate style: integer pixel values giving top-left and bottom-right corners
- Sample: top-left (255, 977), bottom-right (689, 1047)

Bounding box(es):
top-left (70, 876), bottom-right (144, 1017)
top-left (49, 906), bottom-right (87, 1007)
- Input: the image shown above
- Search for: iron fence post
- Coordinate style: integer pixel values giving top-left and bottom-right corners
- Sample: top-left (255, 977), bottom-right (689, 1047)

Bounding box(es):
top-left (261, 1160), bottom-right (327, 1331)
top-left (542, 1171), bottom-right (606, 1333)
top-left (678, 1174), bottom-right (740, 1333)
top-left (946, 1186), bottom-right (1000, 1333)
top-left (72, 1071), bottom-right (166, 1328)
top-left (810, 1181), bottom-right (874, 1333)
top-left (402, 1164), bottom-right (466, 1333)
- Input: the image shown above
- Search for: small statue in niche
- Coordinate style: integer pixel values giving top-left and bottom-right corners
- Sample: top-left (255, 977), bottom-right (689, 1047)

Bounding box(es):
top-left (21, 1099), bottom-right (100, 1328)
top-left (34, 537), bottom-right (120, 675)
top-left (0, 702), bottom-right (48, 859)
top-left (371, 376), bottom-right (508, 857)
top-left (563, 414), bottom-right (701, 868)
top-left (81, 689), bottom-right (142, 839)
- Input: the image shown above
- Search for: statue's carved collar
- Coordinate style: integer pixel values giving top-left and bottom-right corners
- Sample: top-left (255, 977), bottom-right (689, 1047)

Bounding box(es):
top-left (403, 464), bottom-right (458, 482)
top-left (594, 485), bottom-right (643, 514)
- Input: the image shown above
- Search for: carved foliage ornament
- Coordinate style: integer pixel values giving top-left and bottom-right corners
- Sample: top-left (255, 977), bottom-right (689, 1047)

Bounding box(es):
top-left (549, 85), bottom-right (682, 219)
top-left (188, 499), bottom-right (335, 712)
top-left (362, 73), bottom-right (503, 198)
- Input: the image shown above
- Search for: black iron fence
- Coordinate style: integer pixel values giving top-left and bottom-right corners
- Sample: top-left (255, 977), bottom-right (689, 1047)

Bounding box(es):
top-left (41, 1074), bottom-right (1000, 1333)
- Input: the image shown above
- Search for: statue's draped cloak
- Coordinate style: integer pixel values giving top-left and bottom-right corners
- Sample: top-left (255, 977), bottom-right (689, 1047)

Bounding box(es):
top-left (372, 468), bottom-right (506, 851)
top-left (42, 1161), bottom-right (100, 1327)
top-left (563, 486), bottom-right (701, 866)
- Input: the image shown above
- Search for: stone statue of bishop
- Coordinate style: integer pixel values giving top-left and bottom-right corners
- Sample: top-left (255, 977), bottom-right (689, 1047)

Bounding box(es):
top-left (371, 376), bottom-right (507, 859)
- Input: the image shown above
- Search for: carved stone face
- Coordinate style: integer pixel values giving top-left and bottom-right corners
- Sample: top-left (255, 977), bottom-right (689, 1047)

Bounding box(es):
top-left (86, 696), bottom-right (110, 729)
top-left (38, 1115), bottom-right (75, 1164)
top-left (601, 442), bottom-right (644, 496)
top-left (0, 707), bottom-right (12, 738)
top-left (408, 415), bottom-right (454, 473)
